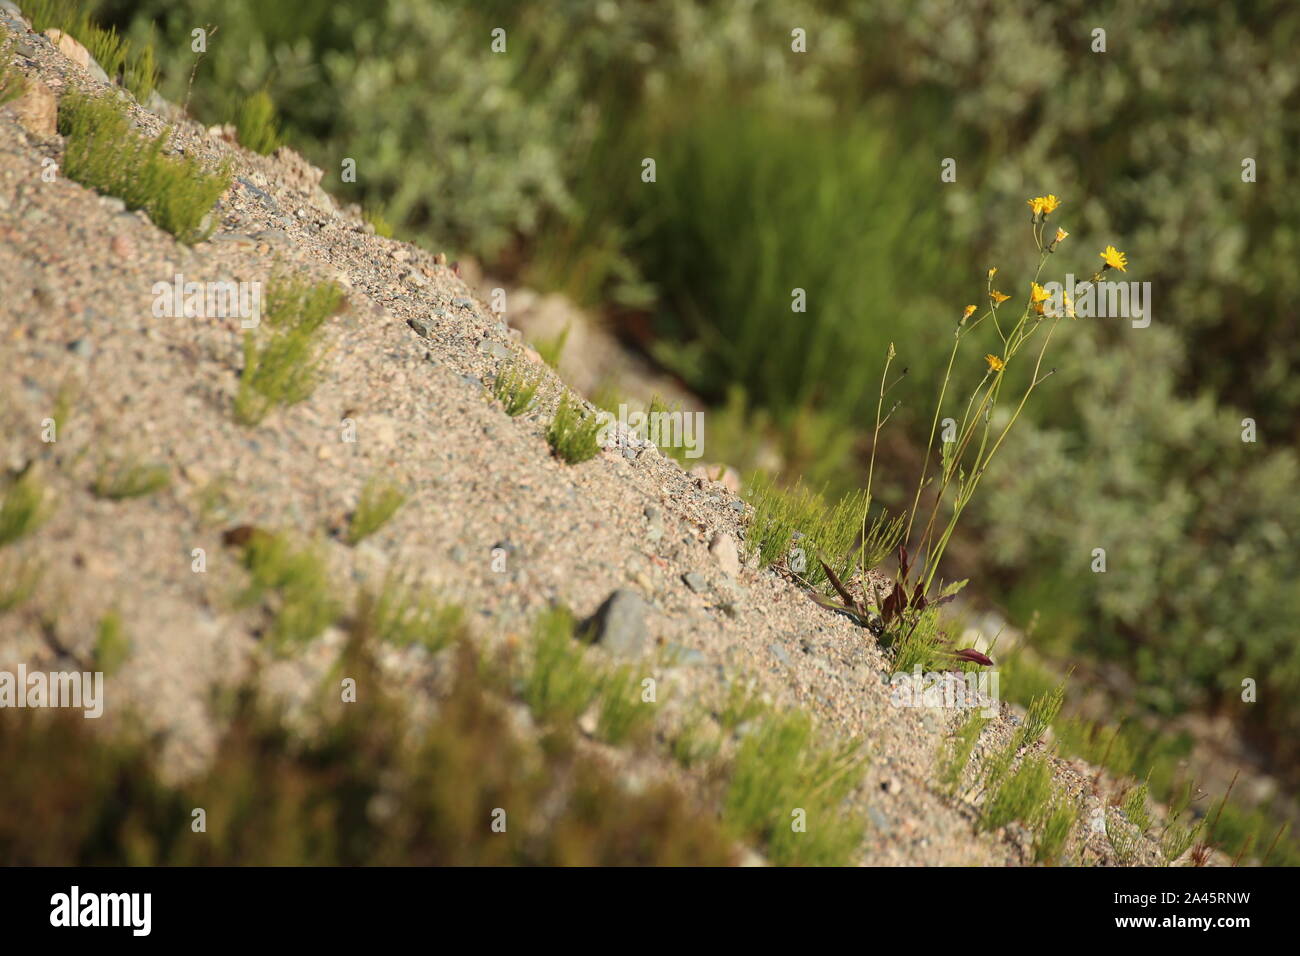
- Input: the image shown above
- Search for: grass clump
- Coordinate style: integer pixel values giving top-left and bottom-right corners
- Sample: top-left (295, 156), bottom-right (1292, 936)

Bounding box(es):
top-left (723, 708), bottom-right (866, 866)
top-left (234, 531), bottom-right (338, 652)
top-left (1035, 800), bottom-right (1077, 865)
top-left (670, 716), bottom-right (722, 769)
top-left (234, 276), bottom-right (344, 426)
top-left (93, 610), bottom-right (131, 675)
top-left (595, 665), bottom-right (655, 746)
top-left (491, 358), bottom-right (543, 417)
top-left (345, 478), bottom-right (406, 545)
top-left (0, 25), bottom-right (26, 106)
top-left (745, 473), bottom-right (902, 590)
top-left (1011, 679), bottom-right (1066, 752)
top-left (58, 89), bottom-right (230, 244)
top-left (521, 606), bottom-right (601, 726)
top-left (938, 711), bottom-right (988, 795)
top-left (91, 457), bottom-right (170, 500)
top-left (532, 324), bottom-right (570, 369)
top-left (234, 89), bottom-right (280, 155)
top-left (0, 558), bottom-right (40, 613)
top-left (981, 752), bottom-right (1054, 832)
top-left (1122, 782), bottom-right (1153, 834)
top-left (23, 1), bottom-right (158, 101)
top-left (546, 394), bottom-right (601, 464)
top-left (0, 468), bottom-right (51, 547)
top-left (362, 572), bottom-right (463, 654)
top-left (364, 206), bottom-right (394, 238)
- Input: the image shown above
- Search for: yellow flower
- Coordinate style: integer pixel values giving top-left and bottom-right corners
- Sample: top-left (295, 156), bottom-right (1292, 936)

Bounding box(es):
top-left (962, 304), bottom-right (977, 320)
top-left (1027, 194), bottom-right (1062, 217)
top-left (985, 354), bottom-right (1006, 373)
top-left (1054, 227), bottom-right (1069, 244)
top-left (987, 267), bottom-right (998, 280)
top-left (989, 290), bottom-right (1010, 305)
top-left (1100, 245), bottom-right (1128, 272)
top-left (1030, 282), bottom-right (1051, 315)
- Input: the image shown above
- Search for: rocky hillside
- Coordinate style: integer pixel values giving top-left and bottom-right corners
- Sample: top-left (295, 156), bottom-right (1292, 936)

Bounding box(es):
top-left (0, 10), bottom-right (1192, 865)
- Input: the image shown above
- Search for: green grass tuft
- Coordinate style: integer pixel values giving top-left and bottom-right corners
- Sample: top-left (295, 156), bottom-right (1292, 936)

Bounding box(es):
top-left (234, 276), bottom-right (345, 426)
top-left (596, 665), bottom-right (655, 746)
top-left (58, 88), bottom-right (230, 244)
top-left (0, 469), bottom-right (51, 547)
top-left (346, 478), bottom-right (406, 545)
top-left (234, 89), bottom-right (280, 155)
top-left (93, 610), bottom-right (131, 676)
top-left (0, 25), bottom-right (26, 107)
top-left (123, 28), bottom-right (158, 103)
top-left (532, 324), bottom-right (570, 369)
top-left (981, 753), bottom-right (1054, 832)
top-left (546, 394), bottom-right (601, 464)
top-left (722, 708), bottom-right (867, 866)
top-left (360, 573), bottom-right (463, 654)
top-left (91, 457), bottom-right (170, 500)
top-left (938, 711), bottom-right (988, 795)
top-left (1122, 782), bottom-right (1153, 834)
top-left (521, 606), bottom-right (602, 726)
top-left (1012, 679), bottom-right (1066, 752)
top-left (0, 557), bottom-right (40, 612)
top-left (745, 473), bottom-right (902, 589)
top-left (364, 206), bottom-right (394, 238)
top-left (1035, 800), bottom-right (1077, 865)
top-left (234, 531), bottom-right (339, 652)
top-left (491, 357), bottom-right (543, 417)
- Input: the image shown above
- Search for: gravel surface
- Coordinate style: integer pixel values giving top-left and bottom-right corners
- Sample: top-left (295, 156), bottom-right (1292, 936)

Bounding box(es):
top-left (0, 20), bottom-right (1175, 866)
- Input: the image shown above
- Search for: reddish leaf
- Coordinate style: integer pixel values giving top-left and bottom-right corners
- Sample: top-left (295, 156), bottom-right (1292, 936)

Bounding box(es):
top-left (951, 648), bottom-right (994, 667)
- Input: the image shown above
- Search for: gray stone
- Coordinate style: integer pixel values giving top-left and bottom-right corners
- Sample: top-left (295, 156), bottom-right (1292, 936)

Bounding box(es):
top-left (644, 506), bottom-right (663, 543)
top-left (682, 571), bottom-right (708, 593)
top-left (406, 315), bottom-right (433, 338)
top-left (867, 807), bottom-right (891, 834)
top-left (767, 642), bottom-right (791, 666)
top-left (479, 340), bottom-right (511, 360)
top-left (66, 338), bottom-right (93, 359)
top-left (581, 589), bottom-right (647, 658)
top-left (451, 297), bottom-right (474, 309)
